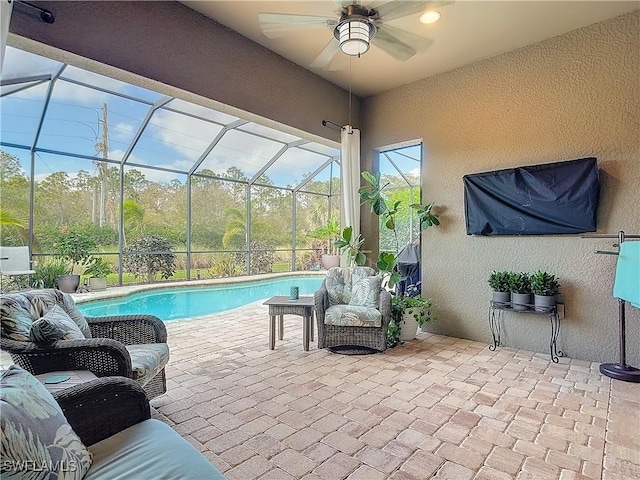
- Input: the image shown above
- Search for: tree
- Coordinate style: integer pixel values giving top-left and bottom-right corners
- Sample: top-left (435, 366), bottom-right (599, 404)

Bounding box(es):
top-left (122, 199), bottom-right (144, 246)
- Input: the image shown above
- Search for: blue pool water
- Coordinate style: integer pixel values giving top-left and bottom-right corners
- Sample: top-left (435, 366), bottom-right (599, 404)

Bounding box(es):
top-left (77, 276), bottom-right (322, 321)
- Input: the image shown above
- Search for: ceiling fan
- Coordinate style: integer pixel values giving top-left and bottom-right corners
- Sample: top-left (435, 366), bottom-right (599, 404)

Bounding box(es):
top-left (258, 1), bottom-right (452, 69)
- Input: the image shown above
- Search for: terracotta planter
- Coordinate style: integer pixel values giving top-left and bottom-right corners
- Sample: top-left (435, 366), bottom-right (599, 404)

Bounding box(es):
top-left (57, 274), bottom-right (80, 294)
top-left (321, 254), bottom-right (340, 269)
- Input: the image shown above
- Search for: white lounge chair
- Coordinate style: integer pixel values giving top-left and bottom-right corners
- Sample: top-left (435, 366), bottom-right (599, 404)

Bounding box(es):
top-left (0, 246), bottom-right (36, 291)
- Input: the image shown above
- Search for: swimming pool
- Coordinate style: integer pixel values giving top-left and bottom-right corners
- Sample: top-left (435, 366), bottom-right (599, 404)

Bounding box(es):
top-left (77, 276), bottom-right (323, 321)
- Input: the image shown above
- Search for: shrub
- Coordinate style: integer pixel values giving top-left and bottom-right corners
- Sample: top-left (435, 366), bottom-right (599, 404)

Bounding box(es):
top-left (52, 227), bottom-right (96, 273)
top-left (123, 235), bottom-right (176, 283)
top-left (209, 253), bottom-right (243, 277)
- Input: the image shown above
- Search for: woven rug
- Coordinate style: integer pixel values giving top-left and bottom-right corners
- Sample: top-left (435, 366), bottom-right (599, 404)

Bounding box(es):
top-left (328, 345), bottom-right (379, 355)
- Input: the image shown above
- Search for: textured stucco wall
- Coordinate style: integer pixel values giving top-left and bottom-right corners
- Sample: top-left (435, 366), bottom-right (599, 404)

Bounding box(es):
top-left (8, 1), bottom-right (360, 144)
top-left (361, 11), bottom-right (640, 364)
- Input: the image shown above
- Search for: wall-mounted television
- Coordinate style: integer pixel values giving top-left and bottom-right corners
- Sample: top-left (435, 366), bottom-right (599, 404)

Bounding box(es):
top-left (463, 157), bottom-right (600, 236)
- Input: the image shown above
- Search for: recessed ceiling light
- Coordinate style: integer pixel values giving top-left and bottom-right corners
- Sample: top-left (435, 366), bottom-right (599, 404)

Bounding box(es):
top-left (419, 10), bottom-right (441, 25)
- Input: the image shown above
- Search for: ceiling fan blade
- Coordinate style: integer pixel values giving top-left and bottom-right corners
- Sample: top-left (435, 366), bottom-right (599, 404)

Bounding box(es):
top-left (375, 1), bottom-right (454, 22)
top-left (372, 25), bottom-right (432, 62)
top-left (309, 40), bottom-right (340, 69)
top-left (259, 13), bottom-right (337, 39)
top-left (376, 23), bottom-right (433, 51)
top-left (258, 13), bottom-right (337, 26)
top-left (374, 1), bottom-right (428, 22)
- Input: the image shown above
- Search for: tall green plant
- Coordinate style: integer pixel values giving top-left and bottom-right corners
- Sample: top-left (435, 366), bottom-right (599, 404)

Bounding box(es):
top-left (309, 217), bottom-right (341, 255)
top-left (334, 226), bottom-right (366, 267)
top-left (359, 171), bottom-right (440, 288)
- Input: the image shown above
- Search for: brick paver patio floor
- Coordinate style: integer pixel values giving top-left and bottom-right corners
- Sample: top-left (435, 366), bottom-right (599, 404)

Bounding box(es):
top-left (144, 300), bottom-right (640, 479)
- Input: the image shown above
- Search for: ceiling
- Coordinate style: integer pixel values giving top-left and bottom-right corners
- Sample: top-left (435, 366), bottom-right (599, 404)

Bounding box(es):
top-left (180, 1), bottom-right (638, 98)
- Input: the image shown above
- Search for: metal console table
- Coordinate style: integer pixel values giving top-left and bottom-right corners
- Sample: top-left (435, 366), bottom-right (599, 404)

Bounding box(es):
top-left (489, 301), bottom-right (564, 363)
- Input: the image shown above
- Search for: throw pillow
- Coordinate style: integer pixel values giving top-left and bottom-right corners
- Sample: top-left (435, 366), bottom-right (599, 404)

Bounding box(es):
top-left (0, 293), bottom-right (33, 342)
top-left (0, 365), bottom-right (92, 479)
top-left (29, 305), bottom-right (85, 344)
top-left (348, 276), bottom-right (382, 308)
top-left (21, 289), bottom-right (92, 338)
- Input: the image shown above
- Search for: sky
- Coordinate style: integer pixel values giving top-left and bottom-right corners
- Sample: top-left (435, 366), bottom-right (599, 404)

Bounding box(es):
top-left (1, 46), bottom-right (421, 190)
top-left (0, 46), bottom-right (341, 188)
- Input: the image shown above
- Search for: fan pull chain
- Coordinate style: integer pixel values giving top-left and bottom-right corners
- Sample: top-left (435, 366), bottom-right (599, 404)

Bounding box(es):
top-left (348, 56), bottom-right (352, 127)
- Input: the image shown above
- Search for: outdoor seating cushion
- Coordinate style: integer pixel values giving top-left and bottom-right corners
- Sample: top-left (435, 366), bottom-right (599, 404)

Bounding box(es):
top-left (84, 418), bottom-right (225, 480)
top-left (1, 289), bottom-right (91, 341)
top-left (0, 365), bottom-right (93, 479)
top-left (324, 304), bottom-right (383, 327)
top-left (348, 276), bottom-right (382, 308)
top-left (29, 305), bottom-right (86, 344)
top-left (125, 344), bottom-right (170, 384)
top-left (325, 266), bottom-right (377, 306)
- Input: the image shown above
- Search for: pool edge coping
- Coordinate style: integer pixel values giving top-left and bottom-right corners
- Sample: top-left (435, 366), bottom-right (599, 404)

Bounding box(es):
top-left (71, 271), bottom-right (326, 305)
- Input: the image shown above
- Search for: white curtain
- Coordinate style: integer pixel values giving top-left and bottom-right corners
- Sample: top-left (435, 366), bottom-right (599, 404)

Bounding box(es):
top-left (340, 125), bottom-right (361, 241)
top-left (0, 0), bottom-right (13, 74)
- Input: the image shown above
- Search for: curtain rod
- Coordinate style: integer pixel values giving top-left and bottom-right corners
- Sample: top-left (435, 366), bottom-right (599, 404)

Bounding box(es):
top-left (14, 1), bottom-right (55, 24)
top-left (581, 233), bottom-right (640, 239)
top-left (321, 120), bottom-right (344, 132)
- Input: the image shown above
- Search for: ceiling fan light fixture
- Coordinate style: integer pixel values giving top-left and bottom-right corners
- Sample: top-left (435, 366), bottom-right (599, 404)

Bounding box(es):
top-left (419, 10), bottom-right (441, 25)
top-left (337, 19), bottom-right (372, 56)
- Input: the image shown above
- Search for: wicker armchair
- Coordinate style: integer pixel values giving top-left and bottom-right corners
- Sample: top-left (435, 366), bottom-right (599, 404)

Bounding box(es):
top-left (315, 267), bottom-right (391, 352)
top-left (49, 376), bottom-right (226, 478)
top-left (0, 289), bottom-right (168, 398)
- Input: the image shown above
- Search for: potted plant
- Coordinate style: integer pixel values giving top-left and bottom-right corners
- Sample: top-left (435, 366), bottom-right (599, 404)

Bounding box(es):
top-left (359, 171), bottom-right (440, 289)
top-left (52, 227), bottom-right (96, 293)
top-left (309, 218), bottom-right (341, 269)
top-left (531, 270), bottom-right (560, 312)
top-left (389, 293), bottom-right (435, 345)
top-left (31, 260), bottom-right (69, 289)
top-left (334, 226), bottom-right (366, 267)
top-left (488, 270), bottom-right (512, 306)
top-left (509, 272), bottom-right (532, 311)
top-left (83, 256), bottom-right (112, 291)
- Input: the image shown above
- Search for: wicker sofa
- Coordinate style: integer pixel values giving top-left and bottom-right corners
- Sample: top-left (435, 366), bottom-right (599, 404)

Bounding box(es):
top-left (315, 266), bottom-right (391, 352)
top-left (0, 289), bottom-right (168, 398)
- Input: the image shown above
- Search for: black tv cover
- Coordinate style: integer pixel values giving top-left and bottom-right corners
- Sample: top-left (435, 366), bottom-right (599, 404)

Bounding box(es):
top-left (464, 157), bottom-right (599, 235)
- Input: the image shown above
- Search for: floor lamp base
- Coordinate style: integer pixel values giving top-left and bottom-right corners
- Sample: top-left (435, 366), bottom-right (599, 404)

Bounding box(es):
top-left (599, 363), bottom-right (640, 383)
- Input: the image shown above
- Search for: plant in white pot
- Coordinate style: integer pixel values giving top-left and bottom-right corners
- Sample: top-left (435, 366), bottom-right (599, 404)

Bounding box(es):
top-left (83, 256), bottom-right (112, 291)
top-left (390, 292), bottom-right (435, 344)
top-left (509, 272), bottom-right (532, 311)
top-left (309, 218), bottom-right (341, 269)
top-left (530, 270), bottom-right (560, 312)
top-left (488, 270), bottom-right (512, 306)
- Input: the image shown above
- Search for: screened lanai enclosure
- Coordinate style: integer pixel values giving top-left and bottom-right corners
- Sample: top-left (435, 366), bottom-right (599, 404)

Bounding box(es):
top-left (1, 45), bottom-right (421, 286)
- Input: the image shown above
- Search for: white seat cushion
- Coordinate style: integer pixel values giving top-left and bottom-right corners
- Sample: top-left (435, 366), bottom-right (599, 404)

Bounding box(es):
top-left (325, 304), bottom-right (382, 327)
top-left (125, 343), bottom-right (169, 384)
top-left (84, 419), bottom-right (225, 480)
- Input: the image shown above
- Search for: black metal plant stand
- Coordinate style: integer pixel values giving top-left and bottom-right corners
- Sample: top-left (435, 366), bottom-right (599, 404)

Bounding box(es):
top-left (489, 301), bottom-right (564, 363)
